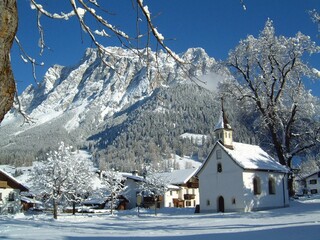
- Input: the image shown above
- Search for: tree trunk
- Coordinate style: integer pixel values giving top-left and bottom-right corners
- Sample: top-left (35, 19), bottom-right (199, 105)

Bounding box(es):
top-left (53, 198), bottom-right (58, 219)
top-left (110, 194), bottom-right (114, 215)
top-left (72, 201), bottom-right (76, 215)
top-left (0, 0), bottom-right (17, 123)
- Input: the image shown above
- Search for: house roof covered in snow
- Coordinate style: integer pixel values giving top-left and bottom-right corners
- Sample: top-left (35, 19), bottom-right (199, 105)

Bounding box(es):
top-left (300, 170), bottom-right (320, 180)
top-left (123, 168), bottom-right (198, 187)
top-left (122, 173), bottom-right (145, 182)
top-left (0, 168), bottom-right (29, 191)
top-left (21, 196), bottom-right (43, 205)
top-left (156, 168), bottom-right (199, 185)
top-left (197, 141), bottom-right (289, 175)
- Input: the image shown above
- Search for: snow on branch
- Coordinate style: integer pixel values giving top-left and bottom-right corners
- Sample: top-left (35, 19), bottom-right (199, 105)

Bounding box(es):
top-left (136, 0), bottom-right (184, 64)
top-left (309, 9), bottom-right (320, 33)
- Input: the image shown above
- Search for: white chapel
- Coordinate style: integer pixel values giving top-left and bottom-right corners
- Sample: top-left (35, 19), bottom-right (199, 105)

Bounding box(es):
top-left (196, 100), bottom-right (290, 212)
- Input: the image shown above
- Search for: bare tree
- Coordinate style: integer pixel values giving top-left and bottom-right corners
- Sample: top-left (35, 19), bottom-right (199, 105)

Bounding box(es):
top-left (222, 20), bottom-right (320, 194)
top-left (0, 0), bottom-right (182, 124)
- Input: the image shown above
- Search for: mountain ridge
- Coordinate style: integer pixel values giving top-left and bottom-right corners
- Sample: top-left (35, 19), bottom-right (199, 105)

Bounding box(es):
top-left (0, 46), bottom-right (228, 170)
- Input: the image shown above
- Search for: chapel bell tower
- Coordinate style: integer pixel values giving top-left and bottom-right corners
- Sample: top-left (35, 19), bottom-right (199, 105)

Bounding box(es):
top-left (214, 97), bottom-right (234, 149)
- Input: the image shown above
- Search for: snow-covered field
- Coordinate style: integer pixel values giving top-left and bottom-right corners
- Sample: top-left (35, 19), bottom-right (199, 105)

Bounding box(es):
top-left (1, 196), bottom-right (319, 240)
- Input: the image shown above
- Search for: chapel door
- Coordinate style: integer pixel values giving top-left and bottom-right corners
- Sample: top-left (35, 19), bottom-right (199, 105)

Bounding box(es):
top-left (218, 196), bottom-right (225, 212)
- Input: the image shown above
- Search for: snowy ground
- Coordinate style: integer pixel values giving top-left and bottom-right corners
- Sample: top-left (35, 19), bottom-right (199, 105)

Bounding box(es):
top-left (1, 196), bottom-right (319, 240)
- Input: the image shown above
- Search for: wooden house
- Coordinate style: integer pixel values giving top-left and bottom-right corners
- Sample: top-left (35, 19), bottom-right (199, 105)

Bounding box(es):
top-left (300, 170), bottom-right (320, 195)
top-left (123, 168), bottom-right (200, 209)
top-left (0, 169), bottom-right (29, 214)
top-left (156, 168), bottom-right (199, 208)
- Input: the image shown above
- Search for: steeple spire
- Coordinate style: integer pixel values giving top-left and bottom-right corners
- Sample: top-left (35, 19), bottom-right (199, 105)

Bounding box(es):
top-left (214, 97), bottom-right (234, 149)
top-left (221, 97), bottom-right (231, 130)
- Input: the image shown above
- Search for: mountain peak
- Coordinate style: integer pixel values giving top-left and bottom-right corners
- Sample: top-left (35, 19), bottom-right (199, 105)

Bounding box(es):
top-left (1, 46), bottom-right (223, 169)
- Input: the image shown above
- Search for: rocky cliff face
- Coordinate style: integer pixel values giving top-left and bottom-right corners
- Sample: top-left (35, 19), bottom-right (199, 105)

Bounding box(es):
top-left (0, 47), bottom-right (224, 168)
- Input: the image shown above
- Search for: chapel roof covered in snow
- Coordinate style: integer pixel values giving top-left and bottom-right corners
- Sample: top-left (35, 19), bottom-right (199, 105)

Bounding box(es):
top-left (220, 141), bottom-right (288, 172)
top-left (197, 141), bottom-right (289, 175)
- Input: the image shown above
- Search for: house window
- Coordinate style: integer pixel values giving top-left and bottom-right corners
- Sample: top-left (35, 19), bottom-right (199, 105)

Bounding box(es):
top-left (311, 189), bottom-right (318, 194)
top-left (268, 178), bottom-right (276, 195)
top-left (216, 149), bottom-right (222, 159)
top-left (170, 191), bottom-right (173, 196)
top-left (207, 200), bottom-right (211, 206)
top-left (8, 207), bottom-right (14, 214)
top-left (8, 192), bottom-right (14, 201)
top-left (232, 198), bottom-right (236, 205)
top-left (309, 179), bottom-right (317, 185)
top-left (186, 201), bottom-right (192, 207)
top-left (253, 177), bottom-right (261, 195)
top-left (217, 163), bottom-right (222, 173)
top-left (0, 192), bottom-right (2, 201)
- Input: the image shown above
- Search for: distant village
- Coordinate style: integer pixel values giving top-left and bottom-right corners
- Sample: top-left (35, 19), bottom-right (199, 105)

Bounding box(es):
top-left (1, 109), bottom-right (319, 217)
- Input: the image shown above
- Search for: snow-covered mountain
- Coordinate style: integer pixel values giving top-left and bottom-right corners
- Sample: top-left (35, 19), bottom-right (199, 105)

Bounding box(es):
top-left (0, 47), bottom-right (226, 169)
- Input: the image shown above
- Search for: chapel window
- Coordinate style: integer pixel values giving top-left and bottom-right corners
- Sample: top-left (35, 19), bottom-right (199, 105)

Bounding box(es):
top-left (268, 177), bottom-right (276, 195)
top-left (253, 177), bottom-right (261, 195)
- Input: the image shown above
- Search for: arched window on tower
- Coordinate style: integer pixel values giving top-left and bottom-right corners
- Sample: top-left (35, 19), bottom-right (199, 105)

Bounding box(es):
top-left (217, 163), bottom-right (222, 173)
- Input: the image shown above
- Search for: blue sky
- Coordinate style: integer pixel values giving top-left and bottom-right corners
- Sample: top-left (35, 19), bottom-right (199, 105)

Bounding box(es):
top-left (11, 0), bottom-right (320, 95)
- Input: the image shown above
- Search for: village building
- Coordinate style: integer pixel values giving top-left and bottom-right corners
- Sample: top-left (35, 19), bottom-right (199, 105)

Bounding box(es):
top-left (0, 169), bottom-right (29, 214)
top-left (21, 195), bottom-right (44, 211)
top-left (156, 168), bottom-right (199, 208)
top-left (122, 171), bottom-right (145, 209)
top-left (123, 168), bottom-right (199, 209)
top-left (300, 170), bottom-right (320, 195)
top-left (196, 102), bottom-right (289, 213)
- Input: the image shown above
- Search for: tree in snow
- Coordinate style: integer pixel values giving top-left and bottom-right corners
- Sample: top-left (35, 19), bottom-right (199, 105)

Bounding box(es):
top-left (99, 169), bottom-right (127, 215)
top-left (139, 167), bottom-right (170, 215)
top-left (0, 0), bottom-right (182, 124)
top-left (31, 142), bottom-right (94, 219)
top-left (222, 19), bottom-right (320, 195)
top-left (310, 9), bottom-right (320, 34)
